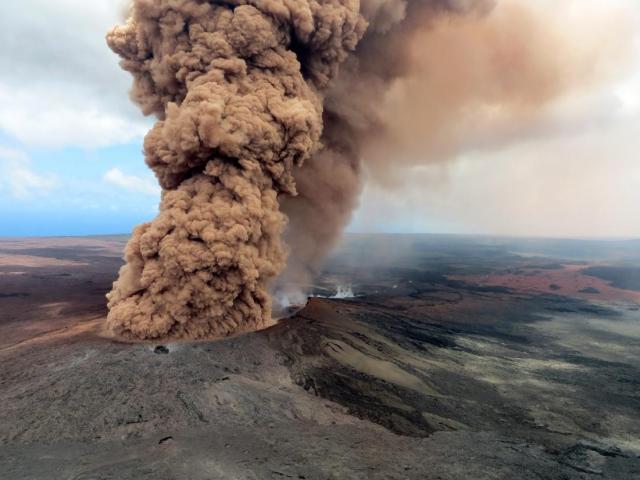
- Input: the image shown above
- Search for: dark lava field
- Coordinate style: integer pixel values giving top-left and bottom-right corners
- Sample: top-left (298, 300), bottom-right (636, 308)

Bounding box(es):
top-left (0, 235), bottom-right (639, 479)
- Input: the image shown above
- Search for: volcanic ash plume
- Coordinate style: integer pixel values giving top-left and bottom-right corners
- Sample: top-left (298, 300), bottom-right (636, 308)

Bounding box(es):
top-left (278, 0), bottom-right (630, 293)
top-left (277, 0), bottom-right (496, 296)
top-left (105, 1), bottom-right (365, 339)
top-left (106, 0), bottom-right (612, 339)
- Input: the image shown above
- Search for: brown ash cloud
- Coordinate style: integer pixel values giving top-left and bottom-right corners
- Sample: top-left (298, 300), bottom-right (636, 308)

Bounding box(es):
top-left (106, 0), bottom-right (619, 339)
top-left (106, 0), bottom-right (365, 339)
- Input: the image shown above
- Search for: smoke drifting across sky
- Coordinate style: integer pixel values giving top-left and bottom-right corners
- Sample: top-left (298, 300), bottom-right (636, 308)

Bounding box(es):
top-left (280, 0), bottom-right (637, 293)
top-left (106, 0), bottom-right (638, 339)
top-left (351, 0), bottom-right (640, 237)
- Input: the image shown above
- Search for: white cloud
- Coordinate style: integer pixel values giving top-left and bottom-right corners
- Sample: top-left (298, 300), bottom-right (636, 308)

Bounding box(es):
top-left (0, 0), bottom-right (150, 148)
top-left (613, 71), bottom-right (640, 115)
top-left (104, 168), bottom-right (160, 196)
top-left (0, 85), bottom-right (150, 148)
top-left (0, 147), bottom-right (58, 199)
top-left (352, 113), bottom-right (640, 238)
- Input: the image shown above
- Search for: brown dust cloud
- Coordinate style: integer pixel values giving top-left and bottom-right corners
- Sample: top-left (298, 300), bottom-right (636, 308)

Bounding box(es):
top-left (106, 0), bottom-right (631, 340)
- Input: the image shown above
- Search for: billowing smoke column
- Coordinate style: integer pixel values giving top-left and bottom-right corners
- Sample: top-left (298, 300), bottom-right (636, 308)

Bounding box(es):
top-left (278, 0), bottom-right (626, 295)
top-left (277, 0), bottom-right (495, 298)
top-left (108, 0), bottom-right (608, 339)
top-left (106, 0), bottom-right (366, 339)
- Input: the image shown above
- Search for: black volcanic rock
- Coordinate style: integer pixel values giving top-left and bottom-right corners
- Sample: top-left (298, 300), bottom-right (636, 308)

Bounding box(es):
top-left (579, 287), bottom-right (601, 294)
top-left (1, 236), bottom-right (639, 479)
top-left (582, 266), bottom-right (640, 291)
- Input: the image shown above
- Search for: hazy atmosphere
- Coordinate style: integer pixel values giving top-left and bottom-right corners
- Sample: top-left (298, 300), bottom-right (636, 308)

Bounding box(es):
top-left (1, 0), bottom-right (638, 238)
top-left (2, 2), bottom-right (640, 479)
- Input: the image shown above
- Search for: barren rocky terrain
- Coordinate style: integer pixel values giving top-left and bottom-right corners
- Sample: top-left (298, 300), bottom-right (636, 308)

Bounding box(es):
top-left (1, 235), bottom-right (639, 479)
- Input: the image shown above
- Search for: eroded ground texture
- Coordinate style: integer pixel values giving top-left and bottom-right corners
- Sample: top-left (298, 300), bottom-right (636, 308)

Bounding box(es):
top-left (0, 235), bottom-right (639, 479)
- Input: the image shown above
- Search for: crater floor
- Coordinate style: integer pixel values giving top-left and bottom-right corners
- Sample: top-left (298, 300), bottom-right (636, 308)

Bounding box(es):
top-left (1, 235), bottom-right (639, 479)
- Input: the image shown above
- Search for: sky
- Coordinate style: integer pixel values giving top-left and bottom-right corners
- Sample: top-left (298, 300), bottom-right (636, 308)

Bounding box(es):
top-left (0, 0), bottom-right (639, 238)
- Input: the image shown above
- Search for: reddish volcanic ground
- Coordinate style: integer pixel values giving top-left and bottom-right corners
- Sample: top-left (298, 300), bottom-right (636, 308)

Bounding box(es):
top-left (448, 263), bottom-right (640, 303)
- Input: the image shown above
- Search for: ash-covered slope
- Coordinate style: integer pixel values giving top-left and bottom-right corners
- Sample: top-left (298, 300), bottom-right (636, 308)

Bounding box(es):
top-left (1, 236), bottom-right (639, 479)
top-left (0, 316), bottom-right (569, 480)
